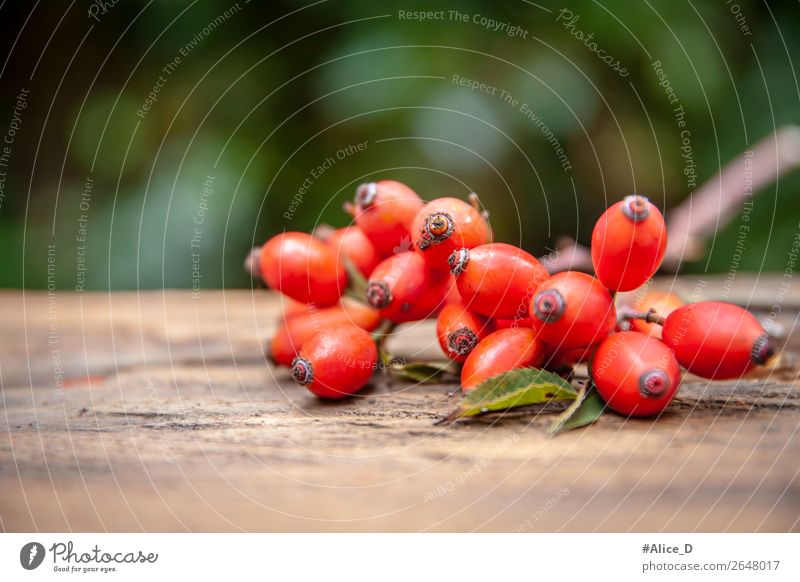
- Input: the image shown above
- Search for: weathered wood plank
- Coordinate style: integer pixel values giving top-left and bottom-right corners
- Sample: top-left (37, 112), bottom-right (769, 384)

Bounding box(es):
top-left (1, 282), bottom-right (799, 532)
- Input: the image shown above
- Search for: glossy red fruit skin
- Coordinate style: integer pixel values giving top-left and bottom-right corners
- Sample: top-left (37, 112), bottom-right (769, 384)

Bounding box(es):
top-left (353, 180), bottom-right (424, 256)
top-left (366, 252), bottom-right (449, 323)
top-left (529, 271), bottom-right (616, 350)
top-left (326, 226), bottom-right (382, 277)
top-left (269, 300), bottom-right (381, 367)
top-left (662, 301), bottom-right (775, 379)
top-left (436, 300), bottom-right (493, 363)
top-left (628, 290), bottom-right (683, 339)
top-left (461, 328), bottom-right (546, 393)
top-left (543, 343), bottom-right (598, 370)
top-left (592, 331), bottom-right (681, 417)
top-left (411, 197), bottom-right (491, 271)
top-left (450, 243), bottom-right (549, 319)
top-left (290, 325), bottom-right (378, 399)
top-left (494, 317), bottom-right (532, 330)
top-left (591, 195), bottom-right (667, 292)
top-left (260, 232), bottom-right (347, 307)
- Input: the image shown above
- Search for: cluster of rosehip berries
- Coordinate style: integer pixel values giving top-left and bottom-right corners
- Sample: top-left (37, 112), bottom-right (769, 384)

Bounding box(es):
top-left (258, 180), bottom-right (776, 418)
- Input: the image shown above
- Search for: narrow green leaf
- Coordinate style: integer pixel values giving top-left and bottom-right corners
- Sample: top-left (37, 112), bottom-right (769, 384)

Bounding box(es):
top-left (342, 255), bottom-right (369, 304)
top-left (439, 367), bottom-right (578, 423)
top-left (548, 385), bottom-right (605, 434)
top-left (389, 360), bottom-right (459, 383)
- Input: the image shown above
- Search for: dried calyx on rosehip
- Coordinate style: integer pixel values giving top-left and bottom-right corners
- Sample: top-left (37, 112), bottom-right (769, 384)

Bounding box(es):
top-left (436, 299), bottom-right (493, 363)
top-left (411, 196), bottom-right (491, 271)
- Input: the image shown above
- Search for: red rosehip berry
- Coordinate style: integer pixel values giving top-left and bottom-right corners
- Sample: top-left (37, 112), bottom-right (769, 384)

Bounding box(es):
top-left (260, 232), bottom-right (347, 307)
top-left (353, 180), bottom-right (423, 255)
top-left (661, 301), bottom-right (775, 379)
top-left (290, 325), bottom-right (378, 399)
top-left (529, 271), bottom-right (616, 350)
top-left (436, 300), bottom-right (493, 362)
top-left (494, 317), bottom-right (532, 330)
top-left (411, 197), bottom-right (491, 270)
top-left (326, 226), bottom-right (381, 277)
top-left (269, 300), bottom-right (381, 367)
top-left (542, 343), bottom-right (597, 370)
top-left (592, 331), bottom-right (681, 417)
top-left (449, 243), bottom-right (549, 319)
top-left (366, 252), bottom-right (449, 323)
top-left (627, 290), bottom-right (683, 339)
top-left (442, 274), bottom-right (463, 306)
top-left (591, 195), bottom-right (667, 291)
top-left (461, 327), bottom-right (546, 393)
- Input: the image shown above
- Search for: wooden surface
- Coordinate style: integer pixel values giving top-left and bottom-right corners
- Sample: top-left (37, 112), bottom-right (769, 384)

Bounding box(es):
top-left (1, 279), bottom-right (799, 532)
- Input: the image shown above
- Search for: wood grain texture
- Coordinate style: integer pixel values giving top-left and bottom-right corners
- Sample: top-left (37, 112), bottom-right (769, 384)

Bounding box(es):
top-left (1, 280), bottom-right (799, 532)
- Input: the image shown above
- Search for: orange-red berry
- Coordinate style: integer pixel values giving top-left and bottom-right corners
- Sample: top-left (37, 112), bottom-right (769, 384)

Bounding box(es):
top-left (436, 300), bottom-right (493, 362)
top-left (592, 331), bottom-right (681, 417)
top-left (529, 271), bottom-right (616, 350)
top-left (353, 180), bottom-right (423, 255)
top-left (327, 226), bottom-right (381, 277)
top-left (290, 325), bottom-right (378, 399)
top-left (494, 317), bottom-right (532, 330)
top-left (366, 252), bottom-right (449, 323)
top-left (627, 290), bottom-right (683, 339)
top-left (269, 300), bottom-right (381, 367)
top-left (661, 301), bottom-right (775, 379)
top-left (591, 195), bottom-right (667, 292)
top-left (461, 327), bottom-right (546, 393)
top-left (542, 343), bottom-right (597, 370)
top-left (260, 232), bottom-right (347, 307)
top-left (449, 243), bottom-right (549, 319)
top-left (411, 197), bottom-right (491, 270)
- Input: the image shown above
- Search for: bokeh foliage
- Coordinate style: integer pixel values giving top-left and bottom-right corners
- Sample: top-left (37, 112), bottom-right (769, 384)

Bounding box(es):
top-left (0, 0), bottom-right (797, 290)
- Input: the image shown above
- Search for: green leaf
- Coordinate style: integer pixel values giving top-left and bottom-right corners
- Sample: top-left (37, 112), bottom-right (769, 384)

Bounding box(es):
top-left (548, 384), bottom-right (605, 434)
top-left (389, 360), bottom-right (460, 383)
top-left (438, 367), bottom-right (578, 424)
top-left (342, 255), bottom-right (369, 304)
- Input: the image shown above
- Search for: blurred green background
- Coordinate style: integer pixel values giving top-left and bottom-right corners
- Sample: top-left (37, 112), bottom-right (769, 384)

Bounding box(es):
top-left (0, 0), bottom-right (797, 290)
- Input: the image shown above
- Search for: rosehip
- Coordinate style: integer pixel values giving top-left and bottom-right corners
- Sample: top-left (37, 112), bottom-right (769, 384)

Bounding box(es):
top-left (449, 243), bottom-right (549, 319)
top-left (443, 275), bottom-right (462, 306)
top-left (327, 226), bottom-right (381, 277)
top-left (628, 290), bottom-right (683, 339)
top-left (591, 195), bottom-right (667, 291)
top-left (529, 271), bottom-right (616, 350)
top-left (436, 300), bottom-right (493, 362)
top-left (494, 317), bottom-right (532, 330)
top-left (411, 197), bottom-right (491, 270)
top-left (290, 325), bottom-right (378, 399)
top-left (366, 252), bottom-right (449, 323)
top-left (280, 298), bottom-right (314, 322)
top-left (592, 331), bottom-right (681, 417)
top-left (260, 232), bottom-right (347, 307)
top-left (661, 301), bottom-right (775, 379)
top-left (269, 300), bottom-right (381, 367)
top-left (543, 343), bottom-right (597, 370)
top-left (353, 180), bottom-right (423, 255)
top-left (461, 327), bottom-right (546, 393)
